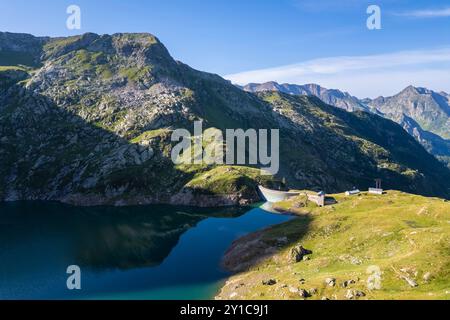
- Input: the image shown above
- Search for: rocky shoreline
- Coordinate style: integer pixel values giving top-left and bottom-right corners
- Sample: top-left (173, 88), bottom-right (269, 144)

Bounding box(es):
top-left (58, 190), bottom-right (257, 207)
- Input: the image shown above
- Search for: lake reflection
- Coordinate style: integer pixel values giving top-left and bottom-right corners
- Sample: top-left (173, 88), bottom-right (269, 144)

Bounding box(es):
top-left (0, 202), bottom-right (290, 300)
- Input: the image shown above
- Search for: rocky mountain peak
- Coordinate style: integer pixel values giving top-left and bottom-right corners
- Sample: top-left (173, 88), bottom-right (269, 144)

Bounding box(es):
top-left (43, 32), bottom-right (172, 64)
top-left (0, 31), bottom-right (174, 72)
top-left (398, 85), bottom-right (433, 97)
top-left (368, 86), bottom-right (450, 141)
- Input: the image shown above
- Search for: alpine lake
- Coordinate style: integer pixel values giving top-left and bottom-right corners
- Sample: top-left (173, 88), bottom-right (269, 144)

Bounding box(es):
top-left (0, 201), bottom-right (290, 300)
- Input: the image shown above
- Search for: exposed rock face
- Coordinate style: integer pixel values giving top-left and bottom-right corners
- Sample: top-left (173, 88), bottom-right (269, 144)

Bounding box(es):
top-left (1, 32), bottom-right (450, 206)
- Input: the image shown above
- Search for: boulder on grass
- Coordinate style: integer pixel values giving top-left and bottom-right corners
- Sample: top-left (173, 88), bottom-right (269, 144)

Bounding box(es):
top-left (289, 245), bottom-right (313, 263)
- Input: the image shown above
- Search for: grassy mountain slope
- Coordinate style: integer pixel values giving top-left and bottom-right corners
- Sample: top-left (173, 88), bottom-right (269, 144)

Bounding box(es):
top-left (217, 191), bottom-right (450, 300)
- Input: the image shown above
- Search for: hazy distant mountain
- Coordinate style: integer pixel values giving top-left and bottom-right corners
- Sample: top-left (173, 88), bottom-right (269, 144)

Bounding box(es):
top-left (242, 82), bottom-right (370, 112)
top-left (367, 86), bottom-right (450, 140)
top-left (243, 82), bottom-right (450, 168)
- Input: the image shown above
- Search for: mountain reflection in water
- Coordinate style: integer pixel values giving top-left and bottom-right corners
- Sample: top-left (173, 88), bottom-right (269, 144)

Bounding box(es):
top-left (0, 202), bottom-right (289, 300)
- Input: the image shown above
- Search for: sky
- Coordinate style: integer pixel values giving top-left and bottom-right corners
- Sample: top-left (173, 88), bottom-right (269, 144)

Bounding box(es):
top-left (1, 0), bottom-right (450, 98)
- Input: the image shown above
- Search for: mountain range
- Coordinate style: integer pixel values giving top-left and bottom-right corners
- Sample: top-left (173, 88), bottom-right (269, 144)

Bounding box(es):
top-left (243, 82), bottom-right (450, 168)
top-left (242, 82), bottom-right (369, 112)
top-left (1, 31), bottom-right (449, 205)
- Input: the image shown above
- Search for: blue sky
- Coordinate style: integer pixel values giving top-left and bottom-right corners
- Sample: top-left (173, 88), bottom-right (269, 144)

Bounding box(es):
top-left (1, 0), bottom-right (450, 97)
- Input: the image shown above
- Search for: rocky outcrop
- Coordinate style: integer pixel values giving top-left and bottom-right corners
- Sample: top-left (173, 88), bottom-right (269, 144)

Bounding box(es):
top-left (288, 245), bottom-right (312, 263)
top-left (345, 289), bottom-right (366, 300)
top-left (325, 278), bottom-right (336, 287)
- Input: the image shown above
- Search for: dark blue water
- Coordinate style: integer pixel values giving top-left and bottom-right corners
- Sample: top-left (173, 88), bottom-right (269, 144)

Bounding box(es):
top-left (0, 202), bottom-right (290, 300)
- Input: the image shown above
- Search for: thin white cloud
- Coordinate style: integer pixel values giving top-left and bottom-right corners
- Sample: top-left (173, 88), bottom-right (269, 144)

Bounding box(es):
top-left (396, 7), bottom-right (450, 18)
top-left (224, 48), bottom-right (450, 98)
